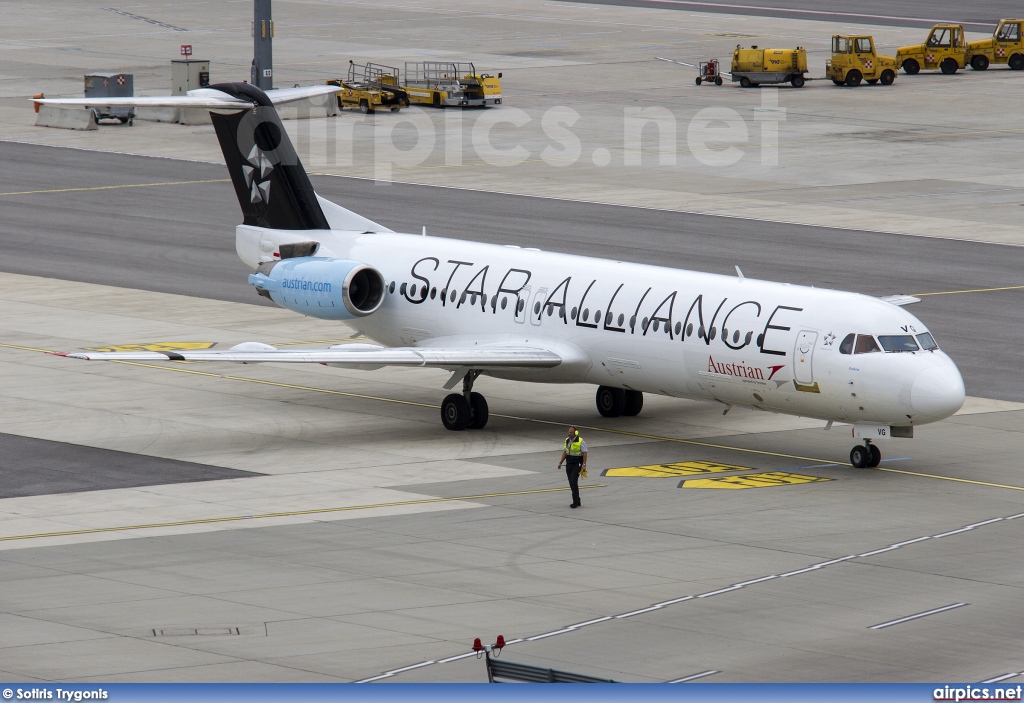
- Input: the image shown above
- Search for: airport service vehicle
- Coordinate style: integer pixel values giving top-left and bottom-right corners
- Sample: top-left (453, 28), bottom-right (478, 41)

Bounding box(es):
top-left (328, 61), bottom-right (408, 113)
top-left (826, 36), bottom-right (897, 86)
top-left (695, 59), bottom-right (724, 86)
top-left (40, 83), bottom-right (965, 469)
top-left (403, 62), bottom-right (502, 107)
top-left (731, 45), bottom-right (808, 87)
top-left (897, 25), bottom-right (967, 74)
top-left (966, 19), bottom-right (1024, 70)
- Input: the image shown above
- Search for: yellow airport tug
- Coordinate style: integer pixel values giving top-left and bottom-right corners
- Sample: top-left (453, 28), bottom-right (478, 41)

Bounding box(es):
top-left (896, 24), bottom-right (967, 74)
top-left (966, 18), bottom-right (1024, 70)
top-left (328, 61), bottom-right (409, 113)
top-left (826, 35), bottom-right (897, 86)
top-left (730, 45), bottom-right (808, 87)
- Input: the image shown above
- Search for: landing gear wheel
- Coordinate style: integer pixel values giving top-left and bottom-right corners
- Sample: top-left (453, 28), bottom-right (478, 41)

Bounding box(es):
top-left (845, 69), bottom-right (863, 86)
top-left (695, 77), bottom-right (702, 86)
top-left (467, 392), bottom-right (489, 430)
top-left (623, 390), bottom-right (644, 417)
top-left (596, 386), bottom-right (626, 417)
top-left (715, 76), bottom-right (723, 86)
top-left (1010, 54), bottom-right (1024, 70)
top-left (880, 69), bottom-right (896, 85)
top-left (868, 444), bottom-right (882, 468)
top-left (902, 58), bottom-right (920, 75)
top-left (940, 58), bottom-right (959, 74)
top-left (971, 55), bottom-right (990, 71)
top-left (739, 76), bottom-right (751, 88)
top-left (441, 393), bottom-right (471, 431)
top-left (791, 75), bottom-right (805, 88)
top-left (850, 445), bottom-right (870, 469)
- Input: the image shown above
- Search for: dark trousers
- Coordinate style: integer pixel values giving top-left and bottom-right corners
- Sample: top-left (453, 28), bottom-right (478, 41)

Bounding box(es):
top-left (565, 456), bottom-right (582, 505)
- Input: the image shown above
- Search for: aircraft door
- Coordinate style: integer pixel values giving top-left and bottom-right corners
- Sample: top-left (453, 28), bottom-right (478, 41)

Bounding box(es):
top-left (793, 330), bottom-right (817, 388)
top-left (514, 286), bottom-right (530, 324)
top-left (529, 288), bottom-right (548, 326)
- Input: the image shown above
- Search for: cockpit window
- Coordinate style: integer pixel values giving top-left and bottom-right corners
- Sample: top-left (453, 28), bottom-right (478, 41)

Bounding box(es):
top-left (854, 334), bottom-right (881, 354)
top-left (916, 332), bottom-right (939, 350)
top-left (877, 334), bottom-right (919, 352)
top-left (839, 333), bottom-right (855, 355)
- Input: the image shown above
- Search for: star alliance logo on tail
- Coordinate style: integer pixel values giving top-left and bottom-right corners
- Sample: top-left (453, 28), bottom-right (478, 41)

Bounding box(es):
top-left (242, 145), bottom-right (273, 204)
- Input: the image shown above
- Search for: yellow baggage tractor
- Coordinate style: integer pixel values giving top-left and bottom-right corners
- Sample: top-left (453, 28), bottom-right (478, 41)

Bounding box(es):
top-left (896, 24), bottom-right (967, 74)
top-left (328, 61), bottom-right (409, 114)
top-left (966, 18), bottom-right (1024, 70)
top-left (826, 35), bottom-right (897, 86)
top-left (730, 45), bottom-right (808, 87)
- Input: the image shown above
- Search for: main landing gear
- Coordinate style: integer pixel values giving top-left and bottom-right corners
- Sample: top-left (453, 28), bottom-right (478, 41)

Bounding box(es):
top-left (596, 385), bottom-right (644, 418)
top-left (850, 440), bottom-right (881, 469)
top-left (441, 370), bottom-right (489, 431)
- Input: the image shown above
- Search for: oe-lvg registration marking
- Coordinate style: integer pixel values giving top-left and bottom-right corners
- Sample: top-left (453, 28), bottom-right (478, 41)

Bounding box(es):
top-left (603, 460), bottom-right (753, 477)
top-left (680, 471), bottom-right (831, 489)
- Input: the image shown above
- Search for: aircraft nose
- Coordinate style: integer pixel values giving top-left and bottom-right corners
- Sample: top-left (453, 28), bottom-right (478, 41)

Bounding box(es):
top-left (911, 362), bottom-right (965, 420)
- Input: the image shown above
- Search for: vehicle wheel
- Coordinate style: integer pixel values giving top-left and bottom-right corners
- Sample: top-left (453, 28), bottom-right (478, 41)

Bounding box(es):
top-left (850, 445), bottom-right (870, 469)
top-left (695, 77), bottom-right (702, 86)
top-left (622, 390), bottom-right (644, 417)
top-left (1010, 54), bottom-right (1024, 70)
top-left (940, 58), bottom-right (958, 74)
top-left (845, 69), bottom-right (863, 86)
top-left (902, 58), bottom-right (920, 75)
top-left (359, 100), bottom-right (369, 114)
top-left (432, 93), bottom-right (441, 107)
top-left (866, 78), bottom-right (879, 85)
top-left (880, 69), bottom-right (896, 85)
top-left (596, 386), bottom-right (626, 418)
top-left (832, 79), bottom-right (844, 85)
top-left (791, 74), bottom-right (805, 88)
top-left (971, 54), bottom-right (990, 71)
top-left (390, 107), bottom-right (401, 113)
top-left (739, 76), bottom-right (751, 88)
top-left (441, 393), bottom-right (471, 431)
top-left (868, 444), bottom-right (882, 468)
top-left (715, 76), bottom-right (723, 86)
top-left (467, 392), bottom-right (489, 430)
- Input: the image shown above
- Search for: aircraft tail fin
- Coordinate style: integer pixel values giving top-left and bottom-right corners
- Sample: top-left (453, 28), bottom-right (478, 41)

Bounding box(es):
top-left (208, 82), bottom-right (330, 231)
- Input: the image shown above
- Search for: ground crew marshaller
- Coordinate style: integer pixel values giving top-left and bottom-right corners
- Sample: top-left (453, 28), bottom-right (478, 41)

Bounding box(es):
top-left (557, 426), bottom-right (588, 508)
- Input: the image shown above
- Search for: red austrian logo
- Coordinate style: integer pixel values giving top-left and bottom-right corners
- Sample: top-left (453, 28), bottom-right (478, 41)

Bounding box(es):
top-left (708, 356), bottom-right (785, 380)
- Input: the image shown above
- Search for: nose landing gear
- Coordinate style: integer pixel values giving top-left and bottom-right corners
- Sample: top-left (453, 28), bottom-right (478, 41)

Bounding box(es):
top-left (441, 370), bottom-right (489, 430)
top-left (850, 440), bottom-right (881, 468)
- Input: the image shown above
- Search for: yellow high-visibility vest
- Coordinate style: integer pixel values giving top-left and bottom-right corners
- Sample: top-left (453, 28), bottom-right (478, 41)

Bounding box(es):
top-left (564, 434), bottom-right (584, 456)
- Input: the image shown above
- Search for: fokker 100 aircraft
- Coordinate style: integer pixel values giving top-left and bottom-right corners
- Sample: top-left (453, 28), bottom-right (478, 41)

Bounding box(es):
top-left (43, 83), bottom-right (965, 468)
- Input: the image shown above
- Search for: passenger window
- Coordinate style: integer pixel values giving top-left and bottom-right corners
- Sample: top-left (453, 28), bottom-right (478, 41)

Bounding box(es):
top-left (856, 38), bottom-right (872, 53)
top-left (839, 333), bottom-right (855, 355)
top-left (877, 335), bottom-right (919, 352)
top-left (916, 332), bottom-right (939, 351)
top-left (834, 37), bottom-right (850, 53)
top-left (854, 335), bottom-right (881, 354)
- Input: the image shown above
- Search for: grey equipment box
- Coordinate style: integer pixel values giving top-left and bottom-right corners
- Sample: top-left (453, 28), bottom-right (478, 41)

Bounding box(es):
top-left (84, 72), bottom-right (134, 124)
top-left (171, 59), bottom-right (211, 95)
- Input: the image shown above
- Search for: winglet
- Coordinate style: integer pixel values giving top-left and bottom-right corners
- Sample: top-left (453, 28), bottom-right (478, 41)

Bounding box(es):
top-left (880, 294), bottom-right (921, 306)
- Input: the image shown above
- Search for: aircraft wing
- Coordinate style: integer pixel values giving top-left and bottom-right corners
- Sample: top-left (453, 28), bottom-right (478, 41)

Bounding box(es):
top-left (58, 342), bottom-right (562, 369)
top-left (33, 84), bottom-right (341, 109)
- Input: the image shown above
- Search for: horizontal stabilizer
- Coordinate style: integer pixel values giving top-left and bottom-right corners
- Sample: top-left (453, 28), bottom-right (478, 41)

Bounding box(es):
top-left (33, 84), bottom-right (341, 109)
top-left (879, 294), bottom-right (921, 306)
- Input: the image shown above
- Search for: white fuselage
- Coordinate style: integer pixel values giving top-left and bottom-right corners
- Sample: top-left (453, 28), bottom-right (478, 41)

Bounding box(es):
top-left (237, 225), bottom-right (966, 428)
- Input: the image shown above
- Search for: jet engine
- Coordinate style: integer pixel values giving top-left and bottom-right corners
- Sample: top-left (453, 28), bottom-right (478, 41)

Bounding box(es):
top-left (247, 257), bottom-right (385, 320)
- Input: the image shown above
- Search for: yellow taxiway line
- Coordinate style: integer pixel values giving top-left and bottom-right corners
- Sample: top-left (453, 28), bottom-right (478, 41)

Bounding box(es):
top-left (5, 342), bottom-right (1024, 493)
top-left (0, 485), bottom-right (604, 543)
top-left (914, 284), bottom-right (1024, 297)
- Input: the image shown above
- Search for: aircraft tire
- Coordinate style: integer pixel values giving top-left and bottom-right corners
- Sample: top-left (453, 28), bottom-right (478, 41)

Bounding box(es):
top-left (441, 393), bottom-right (471, 431)
top-left (623, 390), bottom-right (644, 417)
top-left (868, 444), bottom-right (882, 468)
top-left (467, 392), bottom-right (489, 430)
top-left (596, 386), bottom-right (626, 418)
top-left (850, 445), bottom-right (870, 469)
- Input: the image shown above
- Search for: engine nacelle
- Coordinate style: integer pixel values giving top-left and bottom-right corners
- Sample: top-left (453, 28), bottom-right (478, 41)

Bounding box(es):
top-left (248, 257), bottom-right (385, 320)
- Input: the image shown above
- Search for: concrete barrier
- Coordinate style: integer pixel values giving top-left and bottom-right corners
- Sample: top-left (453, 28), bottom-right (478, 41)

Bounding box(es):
top-left (277, 93), bottom-right (339, 120)
top-left (134, 107), bottom-right (181, 124)
top-left (35, 105), bottom-right (98, 130)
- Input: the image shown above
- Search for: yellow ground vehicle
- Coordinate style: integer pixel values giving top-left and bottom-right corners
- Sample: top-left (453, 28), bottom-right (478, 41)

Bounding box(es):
top-left (896, 24), bottom-right (967, 74)
top-left (403, 62), bottom-right (502, 107)
top-left (730, 45), bottom-right (808, 87)
top-left (826, 35), bottom-right (897, 86)
top-left (328, 61), bottom-right (409, 114)
top-left (966, 19), bottom-right (1024, 70)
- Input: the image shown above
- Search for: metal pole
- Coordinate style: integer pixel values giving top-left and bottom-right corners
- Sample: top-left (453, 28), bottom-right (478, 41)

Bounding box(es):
top-left (252, 0), bottom-right (273, 90)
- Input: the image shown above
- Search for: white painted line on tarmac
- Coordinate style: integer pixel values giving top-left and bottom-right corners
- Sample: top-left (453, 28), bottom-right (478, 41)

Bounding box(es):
top-left (980, 672), bottom-right (1022, 683)
top-left (696, 585), bottom-right (742, 597)
top-left (640, 0), bottom-right (993, 27)
top-left (869, 603), bottom-right (968, 630)
top-left (668, 670), bottom-right (721, 683)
